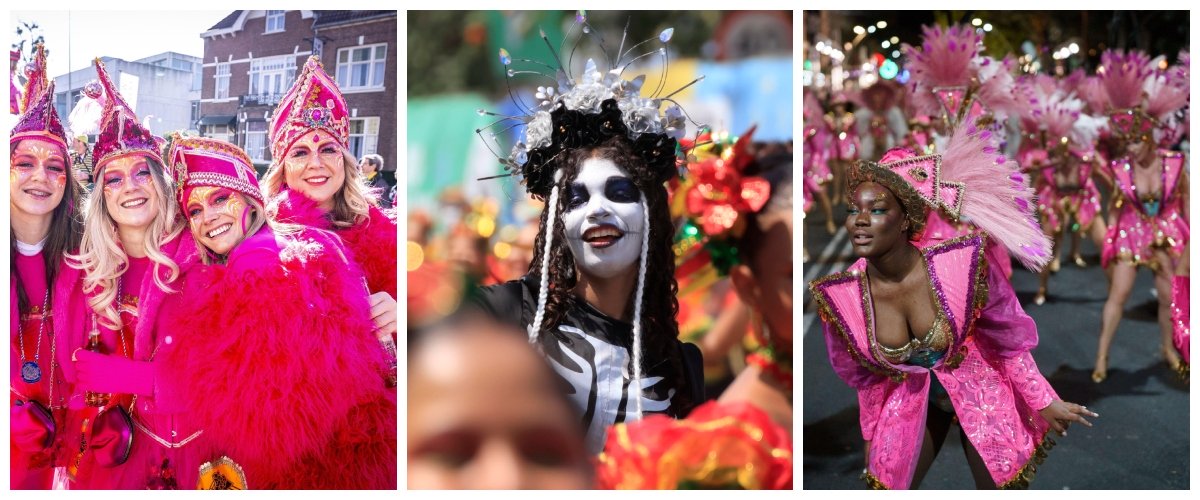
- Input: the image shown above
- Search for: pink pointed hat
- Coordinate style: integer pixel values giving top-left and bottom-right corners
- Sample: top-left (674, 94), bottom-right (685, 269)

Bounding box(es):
top-left (18, 42), bottom-right (51, 115)
top-left (269, 55), bottom-right (349, 166)
top-left (164, 134), bottom-right (264, 212)
top-left (90, 57), bottom-right (163, 173)
top-left (11, 44), bottom-right (69, 155)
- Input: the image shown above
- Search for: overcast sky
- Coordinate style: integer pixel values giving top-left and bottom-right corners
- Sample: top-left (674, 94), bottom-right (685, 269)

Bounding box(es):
top-left (11, 11), bottom-right (230, 78)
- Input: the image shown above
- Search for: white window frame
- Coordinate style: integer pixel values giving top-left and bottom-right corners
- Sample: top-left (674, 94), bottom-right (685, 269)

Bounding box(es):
top-left (207, 124), bottom-right (232, 143)
top-left (214, 63), bottom-right (230, 99)
top-left (244, 121), bottom-right (268, 161)
top-left (335, 44), bottom-right (387, 91)
top-left (264, 10), bottom-right (286, 34)
top-left (248, 56), bottom-right (297, 103)
top-left (347, 117), bottom-right (379, 160)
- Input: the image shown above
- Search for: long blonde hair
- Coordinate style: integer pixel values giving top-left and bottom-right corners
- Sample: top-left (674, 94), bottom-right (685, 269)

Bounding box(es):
top-left (262, 148), bottom-right (373, 228)
top-left (68, 156), bottom-right (184, 330)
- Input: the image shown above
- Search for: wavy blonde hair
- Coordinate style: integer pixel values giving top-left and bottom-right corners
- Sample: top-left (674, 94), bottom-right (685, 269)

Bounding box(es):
top-left (262, 147), bottom-right (373, 229)
top-left (67, 156), bottom-right (184, 330)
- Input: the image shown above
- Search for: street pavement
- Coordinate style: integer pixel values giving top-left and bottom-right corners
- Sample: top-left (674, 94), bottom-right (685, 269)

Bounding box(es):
top-left (801, 202), bottom-right (1190, 489)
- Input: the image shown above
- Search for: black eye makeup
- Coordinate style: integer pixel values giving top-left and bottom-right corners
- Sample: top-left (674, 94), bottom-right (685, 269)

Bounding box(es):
top-left (605, 177), bottom-right (638, 204)
top-left (567, 183), bottom-right (589, 210)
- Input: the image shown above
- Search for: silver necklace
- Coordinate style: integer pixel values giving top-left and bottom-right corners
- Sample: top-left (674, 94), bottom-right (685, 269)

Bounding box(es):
top-left (19, 288), bottom-right (50, 384)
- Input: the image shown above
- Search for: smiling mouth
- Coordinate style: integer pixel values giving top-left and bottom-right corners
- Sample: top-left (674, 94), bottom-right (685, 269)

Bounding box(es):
top-left (121, 198), bottom-right (148, 209)
top-left (24, 188), bottom-right (51, 199)
top-left (206, 223), bottom-right (232, 238)
top-left (305, 176), bottom-right (330, 186)
top-left (582, 225), bottom-right (625, 249)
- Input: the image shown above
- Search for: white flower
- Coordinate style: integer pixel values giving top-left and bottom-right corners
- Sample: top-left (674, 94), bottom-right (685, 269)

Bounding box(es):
top-left (664, 104), bottom-right (686, 140)
top-left (534, 86), bottom-right (557, 109)
top-left (525, 111), bottom-right (553, 150)
top-left (620, 97), bottom-right (664, 136)
top-left (562, 82), bottom-right (613, 114)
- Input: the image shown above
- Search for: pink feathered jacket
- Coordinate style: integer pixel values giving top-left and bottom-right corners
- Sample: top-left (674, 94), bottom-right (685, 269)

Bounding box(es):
top-left (271, 188), bottom-right (398, 300)
top-left (809, 234), bottom-right (1059, 489)
top-left (158, 223), bottom-right (397, 489)
top-left (55, 231), bottom-right (203, 489)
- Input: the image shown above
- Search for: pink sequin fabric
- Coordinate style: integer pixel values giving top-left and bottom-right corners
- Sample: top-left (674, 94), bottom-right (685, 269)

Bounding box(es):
top-left (1101, 150), bottom-right (1189, 269)
top-left (1172, 275), bottom-right (1190, 365)
top-left (811, 234), bottom-right (1059, 489)
top-left (1035, 155), bottom-right (1102, 234)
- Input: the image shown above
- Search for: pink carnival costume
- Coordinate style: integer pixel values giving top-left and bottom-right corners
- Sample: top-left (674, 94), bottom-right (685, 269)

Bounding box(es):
top-left (803, 91), bottom-right (832, 213)
top-left (810, 124), bottom-right (1061, 489)
top-left (264, 55), bottom-right (397, 302)
top-left (157, 136), bottom-right (397, 489)
top-left (1172, 275), bottom-right (1190, 378)
top-left (55, 58), bottom-right (205, 490)
top-left (10, 43), bottom-right (76, 489)
top-left (1095, 50), bottom-right (1189, 269)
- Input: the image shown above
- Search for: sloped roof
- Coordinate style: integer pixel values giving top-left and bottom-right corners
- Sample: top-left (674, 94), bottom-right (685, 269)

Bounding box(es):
top-left (312, 11), bottom-right (395, 29)
top-left (209, 10), bottom-right (243, 31)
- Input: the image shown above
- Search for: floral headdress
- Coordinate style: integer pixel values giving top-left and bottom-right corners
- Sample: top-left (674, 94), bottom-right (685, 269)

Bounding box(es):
top-left (477, 12), bottom-right (705, 419)
top-left (671, 126), bottom-right (770, 295)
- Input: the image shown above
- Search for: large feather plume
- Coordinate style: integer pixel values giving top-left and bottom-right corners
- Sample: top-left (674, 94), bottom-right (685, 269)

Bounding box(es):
top-left (1098, 49), bottom-right (1155, 110)
top-left (903, 24), bottom-right (982, 116)
top-left (941, 124), bottom-right (1052, 271)
top-left (974, 56), bottom-right (1019, 120)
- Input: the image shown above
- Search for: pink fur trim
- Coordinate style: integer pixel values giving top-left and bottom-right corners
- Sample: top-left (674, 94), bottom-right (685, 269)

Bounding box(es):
top-left (158, 230), bottom-right (393, 489)
top-left (336, 205), bottom-right (398, 299)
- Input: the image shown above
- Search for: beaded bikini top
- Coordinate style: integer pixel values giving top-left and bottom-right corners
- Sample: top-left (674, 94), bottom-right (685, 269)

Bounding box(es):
top-left (876, 310), bottom-right (952, 367)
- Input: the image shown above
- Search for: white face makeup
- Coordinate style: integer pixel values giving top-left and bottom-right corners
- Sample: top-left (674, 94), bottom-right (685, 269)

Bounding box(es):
top-left (563, 157), bottom-right (645, 279)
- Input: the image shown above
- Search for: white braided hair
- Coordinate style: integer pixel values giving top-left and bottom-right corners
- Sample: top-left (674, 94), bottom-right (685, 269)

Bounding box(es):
top-left (528, 169), bottom-right (564, 343)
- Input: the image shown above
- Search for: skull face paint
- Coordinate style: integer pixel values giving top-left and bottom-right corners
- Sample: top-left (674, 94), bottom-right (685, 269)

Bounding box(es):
top-left (563, 157), bottom-right (645, 279)
top-left (282, 132), bottom-right (345, 210)
top-left (186, 186), bottom-right (251, 257)
top-left (10, 138), bottom-right (68, 219)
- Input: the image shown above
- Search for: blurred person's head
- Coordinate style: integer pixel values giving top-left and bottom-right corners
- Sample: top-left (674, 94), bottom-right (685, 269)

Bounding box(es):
top-left (360, 153), bottom-right (383, 175)
top-left (409, 210), bottom-right (433, 246)
top-left (730, 147), bottom-right (793, 350)
top-left (408, 318), bottom-right (592, 489)
top-left (446, 223), bottom-right (488, 280)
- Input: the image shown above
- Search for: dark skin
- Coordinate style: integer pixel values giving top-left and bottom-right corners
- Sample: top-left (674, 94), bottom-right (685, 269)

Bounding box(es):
top-left (847, 181), bottom-right (1098, 488)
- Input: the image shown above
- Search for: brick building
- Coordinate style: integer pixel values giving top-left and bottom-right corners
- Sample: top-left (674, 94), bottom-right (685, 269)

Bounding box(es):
top-left (197, 10), bottom-right (396, 179)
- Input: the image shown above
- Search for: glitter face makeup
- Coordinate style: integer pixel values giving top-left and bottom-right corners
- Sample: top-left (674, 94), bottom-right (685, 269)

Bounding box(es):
top-left (282, 132), bottom-right (345, 210)
top-left (99, 155), bottom-right (161, 231)
top-left (10, 138), bottom-right (69, 219)
top-left (186, 186), bottom-right (251, 257)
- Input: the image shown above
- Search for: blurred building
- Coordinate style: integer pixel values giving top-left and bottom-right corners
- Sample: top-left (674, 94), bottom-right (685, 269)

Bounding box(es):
top-left (197, 10), bottom-right (396, 177)
top-left (52, 52), bottom-right (202, 137)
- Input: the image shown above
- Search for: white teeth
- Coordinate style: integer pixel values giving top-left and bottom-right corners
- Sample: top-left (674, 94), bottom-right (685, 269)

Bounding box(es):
top-left (26, 190), bottom-right (50, 197)
top-left (207, 224), bottom-right (231, 238)
top-left (307, 177), bottom-right (329, 183)
top-left (121, 198), bottom-right (147, 208)
top-left (584, 227), bottom-right (622, 240)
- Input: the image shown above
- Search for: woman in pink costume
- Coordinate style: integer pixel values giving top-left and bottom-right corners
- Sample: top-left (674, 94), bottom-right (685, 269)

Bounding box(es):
top-left (1092, 49), bottom-right (1190, 383)
top-left (1170, 245), bottom-right (1189, 380)
top-left (824, 92), bottom-right (860, 206)
top-left (1014, 75), bottom-right (1109, 304)
top-left (155, 136), bottom-right (397, 489)
top-left (809, 124), bottom-right (1096, 489)
top-left (261, 56), bottom-right (397, 343)
top-left (60, 57), bottom-right (202, 489)
top-left (804, 90), bottom-right (836, 237)
top-left (9, 43), bottom-right (86, 489)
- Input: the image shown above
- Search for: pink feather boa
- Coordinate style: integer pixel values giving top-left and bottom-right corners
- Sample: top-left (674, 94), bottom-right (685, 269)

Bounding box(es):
top-left (270, 189), bottom-right (398, 299)
top-left (158, 228), bottom-right (396, 489)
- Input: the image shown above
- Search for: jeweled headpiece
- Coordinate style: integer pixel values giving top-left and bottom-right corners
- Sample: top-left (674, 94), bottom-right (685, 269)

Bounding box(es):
top-left (477, 12), bottom-right (701, 198)
top-left (90, 57), bottom-right (162, 173)
top-left (19, 42), bottom-right (50, 115)
top-left (269, 55), bottom-right (349, 167)
top-left (11, 44), bottom-right (69, 156)
top-left (164, 133), bottom-right (264, 211)
top-left (850, 123), bottom-right (1051, 271)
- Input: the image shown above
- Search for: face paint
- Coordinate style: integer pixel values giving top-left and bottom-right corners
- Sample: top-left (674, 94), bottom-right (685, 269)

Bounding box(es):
top-left (10, 139), bottom-right (69, 219)
top-left (281, 132), bottom-right (346, 209)
top-left (100, 155), bottom-right (161, 231)
top-left (562, 157), bottom-right (645, 279)
top-left (186, 187), bottom-right (251, 257)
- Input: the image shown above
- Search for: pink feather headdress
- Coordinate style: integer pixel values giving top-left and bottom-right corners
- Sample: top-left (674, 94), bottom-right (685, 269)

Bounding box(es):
top-left (850, 123), bottom-right (1051, 271)
top-left (903, 24), bottom-right (981, 120)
